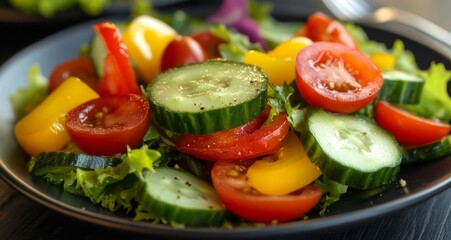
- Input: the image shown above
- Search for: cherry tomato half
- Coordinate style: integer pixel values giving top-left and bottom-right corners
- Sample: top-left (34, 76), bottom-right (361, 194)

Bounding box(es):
top-left (296, 12), bottom-right (357, 48)
top-left (191, 30), bottom-right (225, 59)
top-left (295, 42), bottom-right (383, 113)
top-left (375, 101), bottom-right (451, 146)
top-left (161, 36), bottom-right (208, 72)
top-left (49, 56), bottom-right (98, 92)
top-left (176, 111), bottom-right (289, 161)
top-left (211, 159), bottom-right (322, 223)
top-left (66, 94), bottom-right (150, 156)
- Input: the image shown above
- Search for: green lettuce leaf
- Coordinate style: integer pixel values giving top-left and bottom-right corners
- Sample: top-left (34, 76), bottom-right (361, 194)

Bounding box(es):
top-left (315, 176), bottom-right (348, 216)
top-left (211, 25), bottom-right (262, 62)
top-left (401, 63), bottom-right (451, 122)
top-left (391, 40), bottom-right (418, 73)
top-left (10, 64), bottom-right (48, 119)
top-left (267, 83), bottom-right (308, 133)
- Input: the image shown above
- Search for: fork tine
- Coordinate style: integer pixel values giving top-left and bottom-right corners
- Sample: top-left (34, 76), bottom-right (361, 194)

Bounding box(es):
top-left (322, 0), bottom-right (373, 20)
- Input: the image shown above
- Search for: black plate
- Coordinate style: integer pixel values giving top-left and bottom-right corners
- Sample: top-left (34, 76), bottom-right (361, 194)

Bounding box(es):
top-left (0, 5), bottom-right (450, 240)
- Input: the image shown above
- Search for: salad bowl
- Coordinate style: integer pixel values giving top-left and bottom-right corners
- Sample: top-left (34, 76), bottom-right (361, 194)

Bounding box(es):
top-left (0, 2), bottom-right (450, 239)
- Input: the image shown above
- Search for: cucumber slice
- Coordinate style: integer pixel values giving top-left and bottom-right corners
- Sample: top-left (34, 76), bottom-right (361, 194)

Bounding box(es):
top-left (303, 109), bottom-right (402, 189)
top-left (30, 152), bottom-right (121, 176)
top-left (89, 22), bottom-right (127, 77)
top-left (146, 60), bottom-right (268, 134)
top-left (378, 70), bottom-right (424, 104)
top-left (402, 135), bottom-right (450, 165)
top-left (139, 167), bottom-right (227, 226)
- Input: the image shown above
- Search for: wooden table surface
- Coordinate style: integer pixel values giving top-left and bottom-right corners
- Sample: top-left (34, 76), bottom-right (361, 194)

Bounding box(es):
top-left (1, 1), bottom-right (450, 239)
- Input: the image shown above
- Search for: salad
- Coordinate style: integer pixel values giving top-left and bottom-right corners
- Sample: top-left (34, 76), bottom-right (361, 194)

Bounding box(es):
top-left (10, 0), bottom-right (451, 227)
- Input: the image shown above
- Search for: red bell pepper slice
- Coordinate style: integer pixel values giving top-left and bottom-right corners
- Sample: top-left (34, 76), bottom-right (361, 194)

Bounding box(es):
top-left (93, 21), bottom-right (141, 96)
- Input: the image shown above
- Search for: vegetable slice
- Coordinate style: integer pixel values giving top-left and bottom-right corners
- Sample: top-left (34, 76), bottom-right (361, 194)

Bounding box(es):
top-left (303, 109), bottom-right (402, 189)
top-left (211, 159), bottom-right (322, 223)
top-left (176, 111), bottom-right (289, 161)
top-left (375, 101), bottom-right (451, 146)
top-left (295, 42), bottom-right (383, 113)
top-left (14, 77), bottom-right (100, 156)
top-left (246, 131), bottom-right (322, 195)
top-left (66, 94), bottom-right (150, 156)
top-left (139, 167), bottom-right (227, 226)
top-left (30, 152), bottom-right (121, 176)
top-left (94, 21), bottom-right (140, 96)
top-left (89, 22), bottom-right (127, 77)
top-left (378, 70), bottom-right (424, 104)
top-left (402, 135), bottom-right (451, 165)
top-left (147, 60), bottom-right (268, 134)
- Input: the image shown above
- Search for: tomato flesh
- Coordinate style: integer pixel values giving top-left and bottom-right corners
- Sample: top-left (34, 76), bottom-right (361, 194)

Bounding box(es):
top-left (295, 42), bottom-right (383, 113)
top-left (176, 111), bottom-right (289, 161)
top-left (66, 94), bottom-right (150, 156)
top-left (211, 159), bottom-right (322, 223)
top-left (161, 35), bottom-right (208, 72)
top-left (296, 12), bottom-right (357, 48)
top-left (375, 101), bottom-right (451, 146)
top-left (49, 56), bottom-right (98, 92)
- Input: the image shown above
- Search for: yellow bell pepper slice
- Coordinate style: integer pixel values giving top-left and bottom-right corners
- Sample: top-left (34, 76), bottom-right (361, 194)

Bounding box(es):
top-left (244, 37), bottom-right (311, 86)
top-left (246, 131), bottom-right (322, 196)
top-left (370, 51), bottom-right (395, 71)
top-left (267, 37), bottom-right (312, 60)
top-left (14, 77), bottom-right (100, 156)
top-left (244, 50), bottom-right (293, 86)
top-left (123, 15), bottom-right (177, 83)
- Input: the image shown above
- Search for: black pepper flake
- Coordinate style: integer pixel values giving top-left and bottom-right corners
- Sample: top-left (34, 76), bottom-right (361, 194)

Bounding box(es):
top-left (174, 176), bottom-right (180, 180)
top-left (185, 181), bottom-right (192, 187)
top-left (200, 107), bottom-right (205, 111)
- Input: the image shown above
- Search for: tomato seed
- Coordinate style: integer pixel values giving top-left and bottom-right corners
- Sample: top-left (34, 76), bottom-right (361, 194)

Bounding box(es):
top-left (95, 111), bottom-right (104, 119)
top-left (227, 169), bottom-right (241, 177)
top-left (233, 165), bottom-right (247, 173)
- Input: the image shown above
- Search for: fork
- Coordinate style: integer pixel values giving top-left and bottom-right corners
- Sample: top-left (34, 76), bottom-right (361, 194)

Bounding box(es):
top-left (322, 0), bottom-right (451, 52)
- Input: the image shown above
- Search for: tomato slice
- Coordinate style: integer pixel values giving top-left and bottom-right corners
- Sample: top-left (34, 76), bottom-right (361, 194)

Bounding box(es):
top-left (295, 41), bottom-right (383, 113)
top-left (94, 22), bottom-right (141, 96)
top-left (66, 94), bottom-right (150, 156)
top-left (211, 159), bottom-right (322, 223)
top-left (375, 101), bottom-right (451, 146)
top-left (161, 36), bottom-right (208, 72)
top-left (296, 12), bottom-right (357, 48)
top-left (176, 111), bottom-right (289, 161)
top-left (49, 56), bottom-right (98, 92)
top-left (191, 30), bottom-right (225, 59)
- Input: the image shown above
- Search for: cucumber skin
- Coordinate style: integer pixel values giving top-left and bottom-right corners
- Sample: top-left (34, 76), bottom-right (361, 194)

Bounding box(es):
top-left (139, 193), bottom-right (227, 227)
top-left (377, 75), bottom-right (424, 105)
top-left (150, 92), bottom-right (267, 134)
top-left (402, 136), bottom-right (451, 165)
top-left (139, 168), bottom-right (227, 227)
top-left (30, 152), bottom-right (121, 176)
top-left (302, 110), bottom-right (401, 189)
top-left (147, 61), bottom-right (268, 135)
